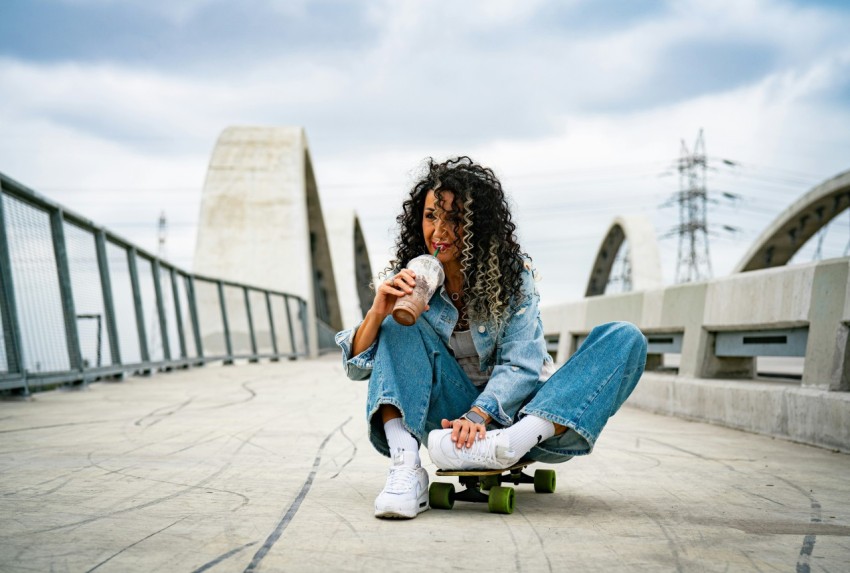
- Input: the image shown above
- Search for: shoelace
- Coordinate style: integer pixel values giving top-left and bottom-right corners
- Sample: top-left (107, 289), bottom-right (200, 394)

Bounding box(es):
top-left (457, 434), bottom-right (512, 464)
top-left (385, 465), bottom-right (419, 494)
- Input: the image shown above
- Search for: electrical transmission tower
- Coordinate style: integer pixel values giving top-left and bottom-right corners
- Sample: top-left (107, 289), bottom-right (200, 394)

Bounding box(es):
top-left (667, 129), bottom-right (712, 283)
top-left (157, 211), bottom-right (168, 259)
top-left (149, 210), bottom-right (169, 357)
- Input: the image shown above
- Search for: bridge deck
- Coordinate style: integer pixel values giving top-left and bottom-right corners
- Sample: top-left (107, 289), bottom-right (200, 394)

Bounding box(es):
top-left (1, 356), bottom-right (848, 572)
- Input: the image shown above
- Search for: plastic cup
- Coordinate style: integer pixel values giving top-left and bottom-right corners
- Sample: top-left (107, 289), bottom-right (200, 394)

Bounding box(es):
top-left (391, 255), bottom-right (445, 326)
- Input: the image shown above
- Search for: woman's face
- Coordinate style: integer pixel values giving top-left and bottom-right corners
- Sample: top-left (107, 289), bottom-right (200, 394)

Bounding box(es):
top-left (422, 189), bottom-right (463, 265)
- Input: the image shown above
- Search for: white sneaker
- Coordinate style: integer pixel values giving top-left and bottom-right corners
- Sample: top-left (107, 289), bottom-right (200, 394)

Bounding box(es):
top-left (374, 450), bottom-right (430, 519)
top-left (427, 429), bottom-right (520, 471)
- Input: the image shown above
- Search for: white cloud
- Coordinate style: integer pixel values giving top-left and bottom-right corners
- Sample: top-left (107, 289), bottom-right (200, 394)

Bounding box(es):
top-left (1, 0), bottom-right (849, 305)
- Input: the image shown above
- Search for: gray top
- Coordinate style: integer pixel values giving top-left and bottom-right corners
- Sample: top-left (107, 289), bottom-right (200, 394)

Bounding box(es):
top-left (449, 329), bottom-right (492, 387)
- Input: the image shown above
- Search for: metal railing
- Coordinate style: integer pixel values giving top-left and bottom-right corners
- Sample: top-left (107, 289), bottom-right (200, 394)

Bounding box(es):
top-left (0, 172), bottom-right (310, 394)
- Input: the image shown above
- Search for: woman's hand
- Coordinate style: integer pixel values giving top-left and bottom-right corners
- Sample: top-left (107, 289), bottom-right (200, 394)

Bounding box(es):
top-left (371, 269), bottom-right (427, 318)
top-left (441, 410), bottom-right (490, 449)
top-left (352, 269), bottom-right (430, 356)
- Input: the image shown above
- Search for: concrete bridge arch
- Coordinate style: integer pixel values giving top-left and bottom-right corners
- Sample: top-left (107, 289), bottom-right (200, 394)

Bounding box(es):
top-left (735, 169), bottom-right (850, 272)
top-left (585, 215), bottom-right (663, 296)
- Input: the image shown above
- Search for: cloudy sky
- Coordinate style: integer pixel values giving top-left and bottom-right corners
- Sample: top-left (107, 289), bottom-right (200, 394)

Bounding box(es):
top-left (1, 0), bottom-right (849, 305)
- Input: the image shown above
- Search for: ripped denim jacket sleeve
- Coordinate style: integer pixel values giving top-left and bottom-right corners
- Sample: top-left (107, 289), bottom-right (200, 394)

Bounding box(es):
top-left (334, 321), bottom-right (377, 381)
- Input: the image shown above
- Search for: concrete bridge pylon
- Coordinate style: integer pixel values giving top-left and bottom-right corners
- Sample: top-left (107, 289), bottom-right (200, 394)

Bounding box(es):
top-left (193, 126), bottom-right (343, 357)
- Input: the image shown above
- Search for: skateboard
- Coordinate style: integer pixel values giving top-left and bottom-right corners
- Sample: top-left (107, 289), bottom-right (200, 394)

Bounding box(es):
top-left (429, 461), bottom-right (556, 514)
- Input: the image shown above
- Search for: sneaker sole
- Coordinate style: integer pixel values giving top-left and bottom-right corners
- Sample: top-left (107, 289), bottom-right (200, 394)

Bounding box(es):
top-left (374, 497), bottom-right (429, 519)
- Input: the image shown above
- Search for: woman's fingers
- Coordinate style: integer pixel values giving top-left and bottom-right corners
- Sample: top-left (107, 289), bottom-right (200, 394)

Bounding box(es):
top-left (465, 423), bottom-right (486, 448)
top-left (397, 270), bottom-right (416, 290)
top-left (447, 418), bottom-right (487, 449)
top-left (381, 273), bottom-right (415, 296)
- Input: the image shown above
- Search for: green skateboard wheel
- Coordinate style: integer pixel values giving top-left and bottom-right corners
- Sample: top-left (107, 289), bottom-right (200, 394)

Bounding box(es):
top-left (533, 469), bottom-right (556, 493)
top-left (488, 486), bottom-right (515, 514)
top-left (429, 482), bottom-right (455, 510)
top-left (481, 475), bottom-right (501, 490)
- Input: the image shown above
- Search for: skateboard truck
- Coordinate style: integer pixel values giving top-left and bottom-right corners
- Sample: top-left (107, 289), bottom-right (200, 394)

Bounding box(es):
top-left (430, 462), bottom-right (556, 514)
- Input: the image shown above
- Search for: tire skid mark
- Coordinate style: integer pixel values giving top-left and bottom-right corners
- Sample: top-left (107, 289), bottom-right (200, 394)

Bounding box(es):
top-left (605, 446), bottom-right (663, 469)
top-left (199, 376), bottom-right (265, 411)
top-left (86, 453), bottom-right (250, 510)
top-left (0, 419), bottom-right (119, 434)
top-left (226, 429), bottom-right (284, 459)
top-left (134, 397), bottom-right (195, 428)
top-left (209, 380), bottom-right (258, 410)
top-left (164, 432), bottom-right (229, 456)
top-left (739, 550), bottom-right (771, 573)
top-left (646, 513), bottom-right (685, 573)
top-left (3, 440), bottom-right (157, 497)
top-left (732, 485), bottom-right (787, 507)
top-left (242, 417), bottom-right (351, 573)
top-left (27, 462), bottom-right (232, 535)
top-left (329, 424), bottom-right (358, 479)
top-left (87, 452), bottom-right (133, 477)
top-left (772, 476), bottom-right (822, 573)
top-left (101, 428), bottom-right (266, 511)
top-left (83, 517), bottom-right (186, 572)
top-left (641, 437), bottom-right (739, 472)
top-left (3, 477), bottom-right (73, 499)
top-left (516, 507), bottom-right (553, 573)
top-left (6, 459), bottom-right (117, 498)
top-left (313, 500), bottom-right (363, 541)
top-left (191, 541), bottom-right (258, 573)
top-left (500, 514), bottom-right (523, 572)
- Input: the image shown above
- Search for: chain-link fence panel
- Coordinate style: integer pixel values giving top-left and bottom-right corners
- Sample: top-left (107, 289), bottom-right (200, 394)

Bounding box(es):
top-left (106, 241), bottom-right (141, 364)
top-left (249, 289), bottom-right (273, 354)
top-left (175, 274), bottom-right (197, 359)
top-left (159, 267), bottom-right (182, 360)
top-left (64, 222), bottom-right (113, 369)
top-left (135, 256), bottom-right (163, 362)
top-left (269, 294), bottom-right (293, 355)
top-left (194, 278), bottom-right (226, 357)
top-left (289, 296), bottom-right (307, 355)
top-left (223, 285), bottom-right (251, 356)
top-left (3, 194), bottom-right (69, 373)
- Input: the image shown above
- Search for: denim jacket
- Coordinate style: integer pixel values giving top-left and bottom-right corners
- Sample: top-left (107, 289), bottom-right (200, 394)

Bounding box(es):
top-left (334, 265), bottom-right (555, 427)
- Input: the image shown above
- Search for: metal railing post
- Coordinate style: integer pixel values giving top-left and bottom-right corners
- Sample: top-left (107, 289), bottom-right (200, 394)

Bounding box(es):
top-left (265, 292), bottom-right (280, 361)
top-left (127, 247), bottom-right (150, 365)
top-left (300, 299), bottom-right (310, 356)
top-left (187, 276), bottom-right (204, 361)
top-left (244, 287), bottom-right (259, 363)
top-left (95, 231), bottom-right (121, 367)
top-left (0, 189), bottom-right (28, 393)
top-left (50, 209), bottom-right (84, 376)
top-left (151, 260), bottom-right (171, 362)
top-left (217, 281), bottom-right (233, 364)
top-left (283, 293), bottom-right (297, 358)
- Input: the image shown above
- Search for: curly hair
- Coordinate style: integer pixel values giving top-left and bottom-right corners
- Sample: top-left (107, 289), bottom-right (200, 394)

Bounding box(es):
top-left (384, 156), bottom-right (529, 325)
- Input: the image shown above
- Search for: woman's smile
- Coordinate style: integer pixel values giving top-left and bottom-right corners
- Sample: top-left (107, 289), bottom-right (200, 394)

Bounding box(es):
top-left (422, 189), bottom-right (463, 269)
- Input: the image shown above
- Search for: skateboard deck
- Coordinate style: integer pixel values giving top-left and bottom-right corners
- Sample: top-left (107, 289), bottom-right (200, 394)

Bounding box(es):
top-left (430, 461), bottom-right (556, 514)
top-left (435, 460), bottom-right (532, 477)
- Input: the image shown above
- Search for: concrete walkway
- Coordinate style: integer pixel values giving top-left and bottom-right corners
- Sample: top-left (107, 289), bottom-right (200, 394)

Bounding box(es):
top-left (1, 356), bottom-right (848, 572)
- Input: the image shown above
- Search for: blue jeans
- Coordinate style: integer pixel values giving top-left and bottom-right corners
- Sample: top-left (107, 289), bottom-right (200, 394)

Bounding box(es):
top-left (366, 320), bottom-right (647, 463)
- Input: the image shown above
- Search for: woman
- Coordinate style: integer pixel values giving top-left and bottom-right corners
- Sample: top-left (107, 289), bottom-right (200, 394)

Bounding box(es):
top-left (335, 157), bottom-right (647, 519)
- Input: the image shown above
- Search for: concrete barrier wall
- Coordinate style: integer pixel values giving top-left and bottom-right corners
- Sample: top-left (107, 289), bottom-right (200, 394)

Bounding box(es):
top-left (541, 258), bottom-right (850, 453)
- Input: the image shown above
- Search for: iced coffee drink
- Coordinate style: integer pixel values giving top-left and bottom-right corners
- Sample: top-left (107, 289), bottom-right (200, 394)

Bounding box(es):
top-left (391, 255), bottom-right (445, 326)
